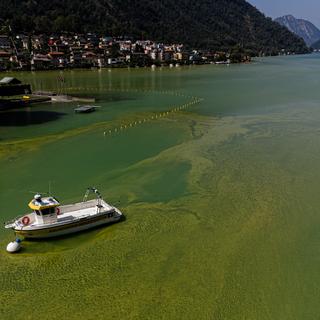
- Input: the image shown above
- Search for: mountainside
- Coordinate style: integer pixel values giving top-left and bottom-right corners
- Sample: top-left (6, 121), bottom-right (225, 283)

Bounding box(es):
top-left (275, 15), bottom-right (320, 46)
top-left (0, 0), bottom-right (309, 55)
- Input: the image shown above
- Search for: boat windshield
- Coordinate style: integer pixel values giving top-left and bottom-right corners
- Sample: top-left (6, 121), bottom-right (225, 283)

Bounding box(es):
top-left (41, 207), bottom-right (56, 215)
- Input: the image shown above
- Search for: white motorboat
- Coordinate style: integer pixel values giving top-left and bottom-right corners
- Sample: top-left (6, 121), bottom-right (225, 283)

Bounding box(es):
top-left (4, 188), bottom-right (123, 239)
top-left (74, 105), bottom-right (100, 113)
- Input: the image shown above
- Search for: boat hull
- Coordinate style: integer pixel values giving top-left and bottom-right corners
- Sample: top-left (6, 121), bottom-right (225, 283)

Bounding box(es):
top-left (14, 213), bottom-right (121, 239)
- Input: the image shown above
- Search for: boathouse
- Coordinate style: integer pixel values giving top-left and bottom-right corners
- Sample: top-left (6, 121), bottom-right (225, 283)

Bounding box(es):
top-left (0, 77), bottom-right (31, 96)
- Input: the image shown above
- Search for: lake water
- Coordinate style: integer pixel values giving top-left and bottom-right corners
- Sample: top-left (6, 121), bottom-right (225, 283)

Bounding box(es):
top-left (1, 55), bottom-right (320, 319)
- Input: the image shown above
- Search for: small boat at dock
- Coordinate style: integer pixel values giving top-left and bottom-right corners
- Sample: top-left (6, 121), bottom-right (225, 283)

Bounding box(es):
top-left (74, 105), bottom-right (99, 113)
top-left (4, 188), bottom-right (123, 239)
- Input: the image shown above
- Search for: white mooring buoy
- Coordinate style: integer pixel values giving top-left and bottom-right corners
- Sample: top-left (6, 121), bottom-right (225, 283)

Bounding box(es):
top-left (6, 239), bottom-right (22, 253)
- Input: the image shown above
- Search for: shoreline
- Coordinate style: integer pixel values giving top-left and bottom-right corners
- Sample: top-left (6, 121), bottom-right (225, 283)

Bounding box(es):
top-left (1, 52), bottom-right (315, 74)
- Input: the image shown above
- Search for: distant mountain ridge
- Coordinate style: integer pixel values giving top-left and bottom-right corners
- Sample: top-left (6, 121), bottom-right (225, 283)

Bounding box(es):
top-left (275, 15), bottom-right (320, 46)
top-left (0, 0), bottom-right (309, 55)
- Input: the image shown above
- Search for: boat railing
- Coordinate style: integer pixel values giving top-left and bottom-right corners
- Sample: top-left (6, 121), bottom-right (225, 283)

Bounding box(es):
top-left (60, 199), bottom-right (100, 214)
top-left (4, 214), bottom-right (24, 228)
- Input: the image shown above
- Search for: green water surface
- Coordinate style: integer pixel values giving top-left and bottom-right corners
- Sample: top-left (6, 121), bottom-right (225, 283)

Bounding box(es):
top-left (1, 55), bottom-right (320, 319)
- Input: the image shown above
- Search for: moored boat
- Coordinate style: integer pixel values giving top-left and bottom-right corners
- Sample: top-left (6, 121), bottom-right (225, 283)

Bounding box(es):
top-left (4, 188), bottom-right (122, 239)
top-left (74, 105), bottom-right (99, 113)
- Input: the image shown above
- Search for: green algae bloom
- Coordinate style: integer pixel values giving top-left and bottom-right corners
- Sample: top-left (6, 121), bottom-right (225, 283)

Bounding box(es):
top-left (1, 57), bottom-right (320, 319)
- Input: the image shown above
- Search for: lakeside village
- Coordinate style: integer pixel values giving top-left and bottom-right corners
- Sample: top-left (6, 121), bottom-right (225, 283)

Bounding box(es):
top-left (0, 33), bottom-right (251, 71)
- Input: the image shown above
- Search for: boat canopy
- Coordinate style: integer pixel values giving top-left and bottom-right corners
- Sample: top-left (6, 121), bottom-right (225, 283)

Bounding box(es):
top-left (28, 194), bottom-right (60, 211)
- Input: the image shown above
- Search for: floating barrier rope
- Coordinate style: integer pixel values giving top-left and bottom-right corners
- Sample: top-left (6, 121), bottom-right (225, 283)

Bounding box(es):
top-left (37, 85), bottom-right (204, 138)
top-left (62, 86), bottom-right (199, 100)
top-left (101, 96), bottom-right (204, 138)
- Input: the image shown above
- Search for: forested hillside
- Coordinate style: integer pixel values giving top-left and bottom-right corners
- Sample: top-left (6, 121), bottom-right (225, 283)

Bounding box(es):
top-left (0, 0), bottom-right (309, 54)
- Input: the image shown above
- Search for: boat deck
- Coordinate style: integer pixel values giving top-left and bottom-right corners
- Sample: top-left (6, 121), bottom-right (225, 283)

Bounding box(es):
top-left (57, 207), bottom-right (99, 222)
top-left (28, 200), bottom-right (115, 228)
top-left (59, 206), bottom-right (111, 221)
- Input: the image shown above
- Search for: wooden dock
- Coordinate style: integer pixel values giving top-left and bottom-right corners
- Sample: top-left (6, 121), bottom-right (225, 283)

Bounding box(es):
top-left (33, 91), bottom-right (95, 103)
